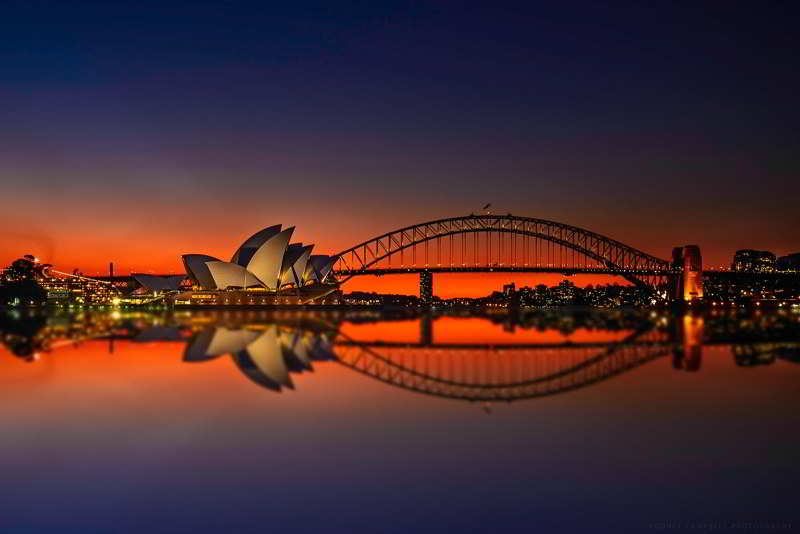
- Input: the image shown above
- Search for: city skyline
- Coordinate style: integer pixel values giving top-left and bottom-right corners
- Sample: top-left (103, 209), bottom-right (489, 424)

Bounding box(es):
top-left (3, 211), bottom-right (798, 298)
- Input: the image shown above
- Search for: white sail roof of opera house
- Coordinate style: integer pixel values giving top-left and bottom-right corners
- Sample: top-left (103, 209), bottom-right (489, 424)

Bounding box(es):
top-left (292, 245), bottom-right (314, 285)
top-left (182, 254), bottom-right (221, 289)
top-left (181, 224), bottom-right (334, 291)
top-left (279, 244), bottom-right (314, 287)
top-left (246, 227), bottom-right (294, 290)
top-left (231, 225), bottom-right (282, 268)
top-left (305, 255), bottom-right (336, 283)
top-left (205, 261), bottom-right (264, 290)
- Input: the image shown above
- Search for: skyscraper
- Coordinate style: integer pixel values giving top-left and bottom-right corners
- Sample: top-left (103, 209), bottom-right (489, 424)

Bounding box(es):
top-left (732, 249), bottom-right (776, 272)
top-left (420, 271), bottom-right (433, 304)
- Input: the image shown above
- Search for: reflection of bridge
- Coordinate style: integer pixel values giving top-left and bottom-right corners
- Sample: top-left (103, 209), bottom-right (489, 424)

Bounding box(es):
top-left (331, 328), bottom-right (672, 402)
top-left (332, 214), bottom-right (679, 296)
top-left (335, 339), bottom-right (664, 349)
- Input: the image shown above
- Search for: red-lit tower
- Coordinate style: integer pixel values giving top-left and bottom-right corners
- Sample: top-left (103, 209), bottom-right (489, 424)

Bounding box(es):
top-left (671, 245), bottom-right (704, 302)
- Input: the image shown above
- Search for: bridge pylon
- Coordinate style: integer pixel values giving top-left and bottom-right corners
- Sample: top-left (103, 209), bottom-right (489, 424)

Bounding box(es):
top-left (672, 245), bottom-right (704, 302)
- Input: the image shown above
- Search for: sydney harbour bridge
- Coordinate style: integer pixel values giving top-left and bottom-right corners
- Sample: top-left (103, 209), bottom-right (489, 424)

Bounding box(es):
top-left (331, 213), bottom-right (694, 300)
top-left (330, 213), bottom-right (797, 301)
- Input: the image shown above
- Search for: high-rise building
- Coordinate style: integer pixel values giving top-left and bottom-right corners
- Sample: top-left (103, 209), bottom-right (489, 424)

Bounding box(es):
top-left (502, 282), bottom-right (516, 297)
top-left (420, 271), bottom-right (433, 304)
top-left (732, 249), bottom-right (776, 272)
top-left (552, 279), bottom-right (577, 303)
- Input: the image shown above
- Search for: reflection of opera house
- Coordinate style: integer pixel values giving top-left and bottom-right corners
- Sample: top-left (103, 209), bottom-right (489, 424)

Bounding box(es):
top-left (184, 325), bottom-right (335, 391)
top-left (174, 225), bottom-right (340, 306)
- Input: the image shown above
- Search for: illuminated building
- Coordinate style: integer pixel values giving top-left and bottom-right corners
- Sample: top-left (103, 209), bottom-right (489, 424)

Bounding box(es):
top-left (183, 225), bottom-right (336, 291)
top-left (503, 282), bottom-right (516, 297)
top-left (38, 274), bottom-right (118, 305)
top-left (551, 280), bottom-right (578, 304)
top-left (177, 225), bottom-right (339, 306)
top-left (420, 271), bottom-right (433, 304)
top-left (0, 255), bottom-right (119, 306)
top-left (732, 249), bottom-right (776, 272)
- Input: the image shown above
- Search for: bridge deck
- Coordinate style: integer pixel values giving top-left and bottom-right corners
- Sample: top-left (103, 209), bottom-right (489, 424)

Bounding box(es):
top-left (334, 266), bottom-right (679, 276)
top-left (334, 266), bottom-right (800, 277)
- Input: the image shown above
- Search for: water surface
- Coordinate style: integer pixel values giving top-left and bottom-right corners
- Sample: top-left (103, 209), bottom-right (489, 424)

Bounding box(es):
top-left (1, 308), bottom-right (798, 532)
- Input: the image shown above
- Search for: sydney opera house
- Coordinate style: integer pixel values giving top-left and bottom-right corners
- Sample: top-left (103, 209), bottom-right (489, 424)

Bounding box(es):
top-left (174, 225), bottom-right (340, 306)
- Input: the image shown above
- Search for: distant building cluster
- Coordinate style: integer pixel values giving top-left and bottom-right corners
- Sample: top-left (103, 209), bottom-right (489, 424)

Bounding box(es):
top-left (342, 280), bottom-right (659, 309)
top-left (703, 275), bottom-right (800, 305)
top-left (700, 249), bottom-right (800, 306)
top-left (1, 255), bottom-right (118, 306)
top-left (471, 280), bottom-right (658, 308)
top-left (732, 249), bottom-right (800, 273)
top-left (342, 292), bottom-right (421, 307)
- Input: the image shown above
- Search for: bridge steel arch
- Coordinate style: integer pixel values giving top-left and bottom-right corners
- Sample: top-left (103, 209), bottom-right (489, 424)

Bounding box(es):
top-left (332, 214), bottom-right (674, 288)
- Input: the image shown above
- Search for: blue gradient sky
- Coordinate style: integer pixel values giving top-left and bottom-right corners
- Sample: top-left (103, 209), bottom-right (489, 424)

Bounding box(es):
top-left (2, 2), bottom-right (798, 278)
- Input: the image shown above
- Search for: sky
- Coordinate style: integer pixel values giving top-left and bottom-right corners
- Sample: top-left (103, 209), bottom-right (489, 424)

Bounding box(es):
top-left (2, 1), bottom-right (798, 295)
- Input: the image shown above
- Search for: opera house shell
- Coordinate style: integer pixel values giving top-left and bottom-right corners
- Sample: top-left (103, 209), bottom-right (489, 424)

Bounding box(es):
top-left (179, 225), bottom-right (338, 303)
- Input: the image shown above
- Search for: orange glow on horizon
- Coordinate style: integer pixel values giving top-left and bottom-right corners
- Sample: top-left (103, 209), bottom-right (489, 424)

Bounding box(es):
top-left (5, 208), bottom-right (788, 297)
top-left (342, 272), bottom-right (631, 297)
